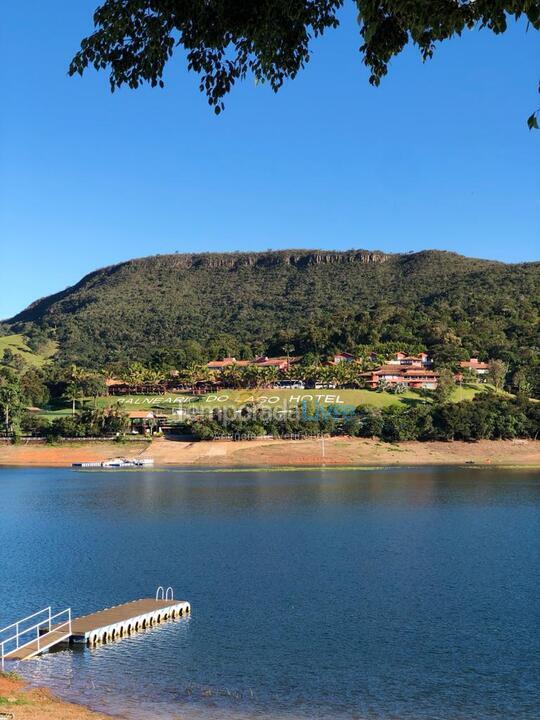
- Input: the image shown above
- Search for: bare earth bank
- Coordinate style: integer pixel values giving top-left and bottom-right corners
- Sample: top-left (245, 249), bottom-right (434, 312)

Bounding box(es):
top-left (0, 437), bottom-right (539, 468)
top-left (0, 673), bottom-right (111, 720)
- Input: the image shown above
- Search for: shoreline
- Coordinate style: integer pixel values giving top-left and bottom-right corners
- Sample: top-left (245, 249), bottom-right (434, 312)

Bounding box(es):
top-left (1, 437), bottom-right (539, 469)
top-left (0, 672), bottom-right (112, 719)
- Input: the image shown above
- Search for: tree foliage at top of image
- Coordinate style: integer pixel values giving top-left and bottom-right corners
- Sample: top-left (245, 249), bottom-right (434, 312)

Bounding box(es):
top-left (69, 1), bottom-right (540, 123)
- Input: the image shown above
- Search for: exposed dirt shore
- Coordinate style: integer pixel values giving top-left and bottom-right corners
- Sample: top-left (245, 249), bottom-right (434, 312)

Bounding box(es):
top-left (0, 673), bottom-right (110, 720)
top-left (1, 437), bottom-right (539, 468)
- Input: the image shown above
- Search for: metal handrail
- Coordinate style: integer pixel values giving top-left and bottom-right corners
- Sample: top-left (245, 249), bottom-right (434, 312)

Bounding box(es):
top-left (155, 586), bottom-right (164, 600)
top-left (0, 607), bottom-right (51, 637)
top-left (1, 608), bottom-right (71, 671)
top-left (165, 587), bottom-right (174, 601)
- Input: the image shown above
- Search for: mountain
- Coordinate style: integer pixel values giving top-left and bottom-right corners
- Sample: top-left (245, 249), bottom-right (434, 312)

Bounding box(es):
top-left (5, 249), bottom-right (540, 368)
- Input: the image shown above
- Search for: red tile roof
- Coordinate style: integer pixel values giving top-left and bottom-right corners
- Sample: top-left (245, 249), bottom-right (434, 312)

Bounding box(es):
top-left (369, 365), bottom-right (439, 378)
top-left (460, 359), bottom-right (490, 370)
top-left (207, 356), bottom-right (300, 369)
top-left (255, 358), bottom-right (287, 367)
top-left (207, 358), bottom-right (250, 369)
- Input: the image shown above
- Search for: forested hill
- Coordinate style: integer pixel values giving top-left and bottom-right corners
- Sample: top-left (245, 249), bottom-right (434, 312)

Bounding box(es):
top-left (6, 249), bottom-right (540, 368)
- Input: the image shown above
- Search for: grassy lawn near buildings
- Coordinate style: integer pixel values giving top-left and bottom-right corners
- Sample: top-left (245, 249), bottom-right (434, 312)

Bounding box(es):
top-left (35, 407), bottom-right (75, 418)
top-left (32, 383), bottom-right (495, 419)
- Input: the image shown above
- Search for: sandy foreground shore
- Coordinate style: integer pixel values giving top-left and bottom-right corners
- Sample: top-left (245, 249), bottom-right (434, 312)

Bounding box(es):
top-left (0, 436), bottom-right (539, 468)
top-left (0, 673), bottom-right (110, 720)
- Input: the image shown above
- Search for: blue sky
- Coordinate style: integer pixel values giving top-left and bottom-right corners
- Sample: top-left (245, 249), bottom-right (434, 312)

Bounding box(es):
top-left (1, 2), bottom-right (538, 319)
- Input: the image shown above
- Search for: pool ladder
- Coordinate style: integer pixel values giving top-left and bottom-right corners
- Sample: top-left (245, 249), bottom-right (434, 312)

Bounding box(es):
top-left (155, 586), bottom-right (174, 601)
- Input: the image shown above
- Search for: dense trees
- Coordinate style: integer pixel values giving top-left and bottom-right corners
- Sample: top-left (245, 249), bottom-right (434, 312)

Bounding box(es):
top-left (60, 366), bottom-right (107, 414)
top-left (488, 359), bottom-right (508, 390)
top-left (7, 251), bottom-right (539, 398)
top-left (20, 408), bottom-right (129, 440)
top-left (19, 368), bottom-right (50, 407)
top-left (0, 360), bottom-right (114, 438)
top-left (70, 1), bottom-right (539, 125)
top-left (433, 368), bottom-right (455, 405)
top-left (0, 368), bottom-right (23, 436)
top-left (190, 394), bottom-right (540, 442)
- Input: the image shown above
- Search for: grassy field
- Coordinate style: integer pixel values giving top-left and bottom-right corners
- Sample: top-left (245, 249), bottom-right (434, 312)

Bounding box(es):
top-left (70, 383), bottom-right (494, 416)
top-left (32, 383), bottom-right (505, 421)
top-left (0, 333), bottom-right (57, 367)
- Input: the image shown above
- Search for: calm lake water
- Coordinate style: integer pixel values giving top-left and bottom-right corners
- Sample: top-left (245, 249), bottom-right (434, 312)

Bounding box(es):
top-left (1, 466), bottom-right (539, 720)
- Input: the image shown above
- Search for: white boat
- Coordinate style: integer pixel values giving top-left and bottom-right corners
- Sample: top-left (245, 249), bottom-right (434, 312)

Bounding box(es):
top-left (101, 457), bottom-right (132, 467)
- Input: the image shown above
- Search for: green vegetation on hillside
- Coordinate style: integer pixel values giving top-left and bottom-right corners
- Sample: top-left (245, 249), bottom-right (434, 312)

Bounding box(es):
top-left (0, 334), bottom-right (57, 368)
top-left (6, 250), bottom-right (539, 397)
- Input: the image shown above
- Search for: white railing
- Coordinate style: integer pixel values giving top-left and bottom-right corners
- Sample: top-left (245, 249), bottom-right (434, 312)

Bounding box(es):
top-left (1, 607), bottom-right (71, 671)
top-left (165, 586), bottom-right (174, 601)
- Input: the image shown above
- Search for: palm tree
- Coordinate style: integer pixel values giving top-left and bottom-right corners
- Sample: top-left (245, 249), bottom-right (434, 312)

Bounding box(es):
top-left (243, 364), bottom-right (264, 389)
top-left (69, 364), bottom-right (85, 383)
top-left (222, 365), bottom-right (242, 388)
top-left (123, 362), bottom-right (147, 385)
top-left (64, 382), bottom-right (83, 416)
top-left (264, 366), bottom-right (279, 388)
top-left (282, 343), bottom-right (295, 371)
top-left (184, 363), bottom-right (215, 390)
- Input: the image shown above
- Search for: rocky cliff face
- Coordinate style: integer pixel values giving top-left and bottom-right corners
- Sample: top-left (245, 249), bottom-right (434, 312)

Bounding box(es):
top-left (133, 249), bottom-right (390, 271)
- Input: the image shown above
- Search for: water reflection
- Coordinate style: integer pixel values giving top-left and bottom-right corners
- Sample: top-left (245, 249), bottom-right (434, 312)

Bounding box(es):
top-left (26, 466), bottom-right (540, 518)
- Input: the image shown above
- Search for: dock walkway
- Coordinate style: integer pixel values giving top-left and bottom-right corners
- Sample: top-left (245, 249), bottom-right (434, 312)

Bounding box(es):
top-left (3, 629), bottom-right (72, 662)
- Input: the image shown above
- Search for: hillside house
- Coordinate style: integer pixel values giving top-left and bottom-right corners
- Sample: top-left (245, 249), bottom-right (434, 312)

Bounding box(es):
top-left (105, 377), bottom-right (123, 390)
top-left (127, 410), bottom-right (167, 434)
top-left (192, 380), bottom-right (222, 395)
top-left (206, 357), bottom-right (251, 371)
top-left (207, 356), bottom-right (300, 372)
top-left (387, 352), bottom-right (432, 367)
top-left (362, 364), bottom-right (439, 390)
top-left (332, 352), bottom-right (356, 364)
top-left (253, 356), bottom-right (290, 370)
top-left (459, 358), bottom-right (490, 376)
top-left (107, 382), bottom-right (168, 396)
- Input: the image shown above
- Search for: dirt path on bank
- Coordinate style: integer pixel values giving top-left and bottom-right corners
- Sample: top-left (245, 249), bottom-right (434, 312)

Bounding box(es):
top-left (1, 437), bottom-right (539, 468)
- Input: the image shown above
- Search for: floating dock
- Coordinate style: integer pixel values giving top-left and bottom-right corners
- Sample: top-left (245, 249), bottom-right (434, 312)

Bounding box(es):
top-left (70, 597), bottom-right (190, 646)
top-left (1, 588), bottom-right (189, 667)
top-left (72, 457), bottom-right (154, 468)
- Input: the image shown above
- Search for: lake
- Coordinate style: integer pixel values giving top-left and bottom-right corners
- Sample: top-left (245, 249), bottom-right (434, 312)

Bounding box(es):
top-left (1, 466), bottom-right (539, 719)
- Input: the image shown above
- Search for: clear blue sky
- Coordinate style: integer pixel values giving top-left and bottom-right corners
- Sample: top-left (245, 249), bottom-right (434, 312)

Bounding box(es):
top-left (1, 2), bottom-right (538, 319)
